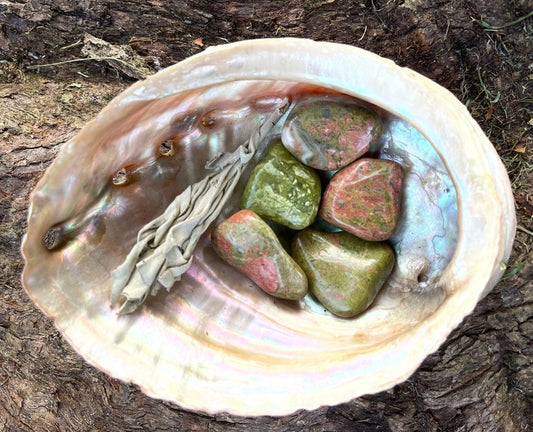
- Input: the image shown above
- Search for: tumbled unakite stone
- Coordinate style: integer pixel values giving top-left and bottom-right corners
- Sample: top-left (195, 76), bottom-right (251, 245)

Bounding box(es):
top-left (292, 229), bottom-right (394, 317)
top-left (320, 158), bottom-right (404, 241)
top-left (281, 97), bottom-right (382, 170)
top-left (241, 140), bottom-right (321, 230)
top-left (212, 209), bottom-right (308, 300)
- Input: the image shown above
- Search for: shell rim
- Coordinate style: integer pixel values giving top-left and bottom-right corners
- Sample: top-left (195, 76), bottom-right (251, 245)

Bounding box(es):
top-left (20, 38), bottom-right (516, 416)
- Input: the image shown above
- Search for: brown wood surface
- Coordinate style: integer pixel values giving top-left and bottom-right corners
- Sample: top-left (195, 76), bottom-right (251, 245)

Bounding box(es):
top-left (0, 1), bottom-right (531, 431)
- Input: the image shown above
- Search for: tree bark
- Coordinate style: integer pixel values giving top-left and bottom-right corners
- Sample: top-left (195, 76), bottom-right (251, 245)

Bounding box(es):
top-left (1, 1), bottom-right (531, 431)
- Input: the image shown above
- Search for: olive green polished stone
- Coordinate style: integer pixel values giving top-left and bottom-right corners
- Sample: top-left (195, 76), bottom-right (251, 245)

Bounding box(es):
top-left (212, 209), bottom-right (308, 300)
top-left (292, 229), bottom-right (395, 317)
top-left (241, 140), bottom-right (321, 229)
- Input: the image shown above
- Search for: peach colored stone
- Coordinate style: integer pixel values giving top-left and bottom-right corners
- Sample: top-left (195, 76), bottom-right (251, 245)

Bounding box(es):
top-left (320, 158), bottom-right (403, 241)
top-left (212, 210), bottom-right (308, 300)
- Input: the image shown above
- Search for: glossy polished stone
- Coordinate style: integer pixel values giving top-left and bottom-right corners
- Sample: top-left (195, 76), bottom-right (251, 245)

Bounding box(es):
top-left (212, 210), bottom-right (308, 300)
top-left (320, 158), bottom-right (403, 241)
top-left (241, 140), bottom-right (321, 230)
top-left (281, 96), bottom-right (382, 170)
top-left (292, 229), bottom-right (395, 317)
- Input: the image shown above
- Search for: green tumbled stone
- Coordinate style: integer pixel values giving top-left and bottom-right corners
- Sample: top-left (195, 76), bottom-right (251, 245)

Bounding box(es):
top-left (212, 209), bottom-right (308, 300)
top-left (241, 140), bottom-right (321, 230)
top-left (292, 229), bottom-right (395, 317)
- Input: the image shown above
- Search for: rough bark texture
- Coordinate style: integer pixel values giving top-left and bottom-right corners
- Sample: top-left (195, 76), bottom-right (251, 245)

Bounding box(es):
top-left (1, 1), bottom-right (532, 431)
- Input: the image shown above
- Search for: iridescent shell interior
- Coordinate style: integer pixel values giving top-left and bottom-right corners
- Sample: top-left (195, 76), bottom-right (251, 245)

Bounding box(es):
top-left (21, 39), bottom-right (516, 416)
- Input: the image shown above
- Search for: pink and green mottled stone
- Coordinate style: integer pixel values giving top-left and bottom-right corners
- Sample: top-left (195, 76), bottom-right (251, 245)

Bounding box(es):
top-left (211, 209), bottom-right (308, 300)
top-left (292, 229), bottom-right (395, 318)
top-left (241, 140), bottom-right (321, 230)
top-left (281, 96), bottom-right (382, 170)
top-left (320, 158), bottom-right (404, 241)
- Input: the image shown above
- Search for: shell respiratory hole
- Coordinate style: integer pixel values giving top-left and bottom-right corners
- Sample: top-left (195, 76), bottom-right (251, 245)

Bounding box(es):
top-left (112, 168), bottom-right (129, 186)
top-left (159, 140), bottom-right (174, 156)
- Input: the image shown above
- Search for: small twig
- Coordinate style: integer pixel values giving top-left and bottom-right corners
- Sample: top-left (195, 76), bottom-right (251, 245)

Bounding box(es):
top-left (517, 225), bottom-right (533, 237)
top-left (60, 39), bottom-right (83, 51)
top-left (26, 57), bottom-right (106, 69)
top-left (26, 56), bottom-right (137, 70)
top-left (473, 11), bottom-right (533, 31)
top-left (358, 25), bottom-right (367, 41)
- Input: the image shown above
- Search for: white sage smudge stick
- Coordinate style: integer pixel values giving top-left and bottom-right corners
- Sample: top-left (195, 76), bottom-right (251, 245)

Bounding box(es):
top-left (111, 98), bottom-right (290, 315)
